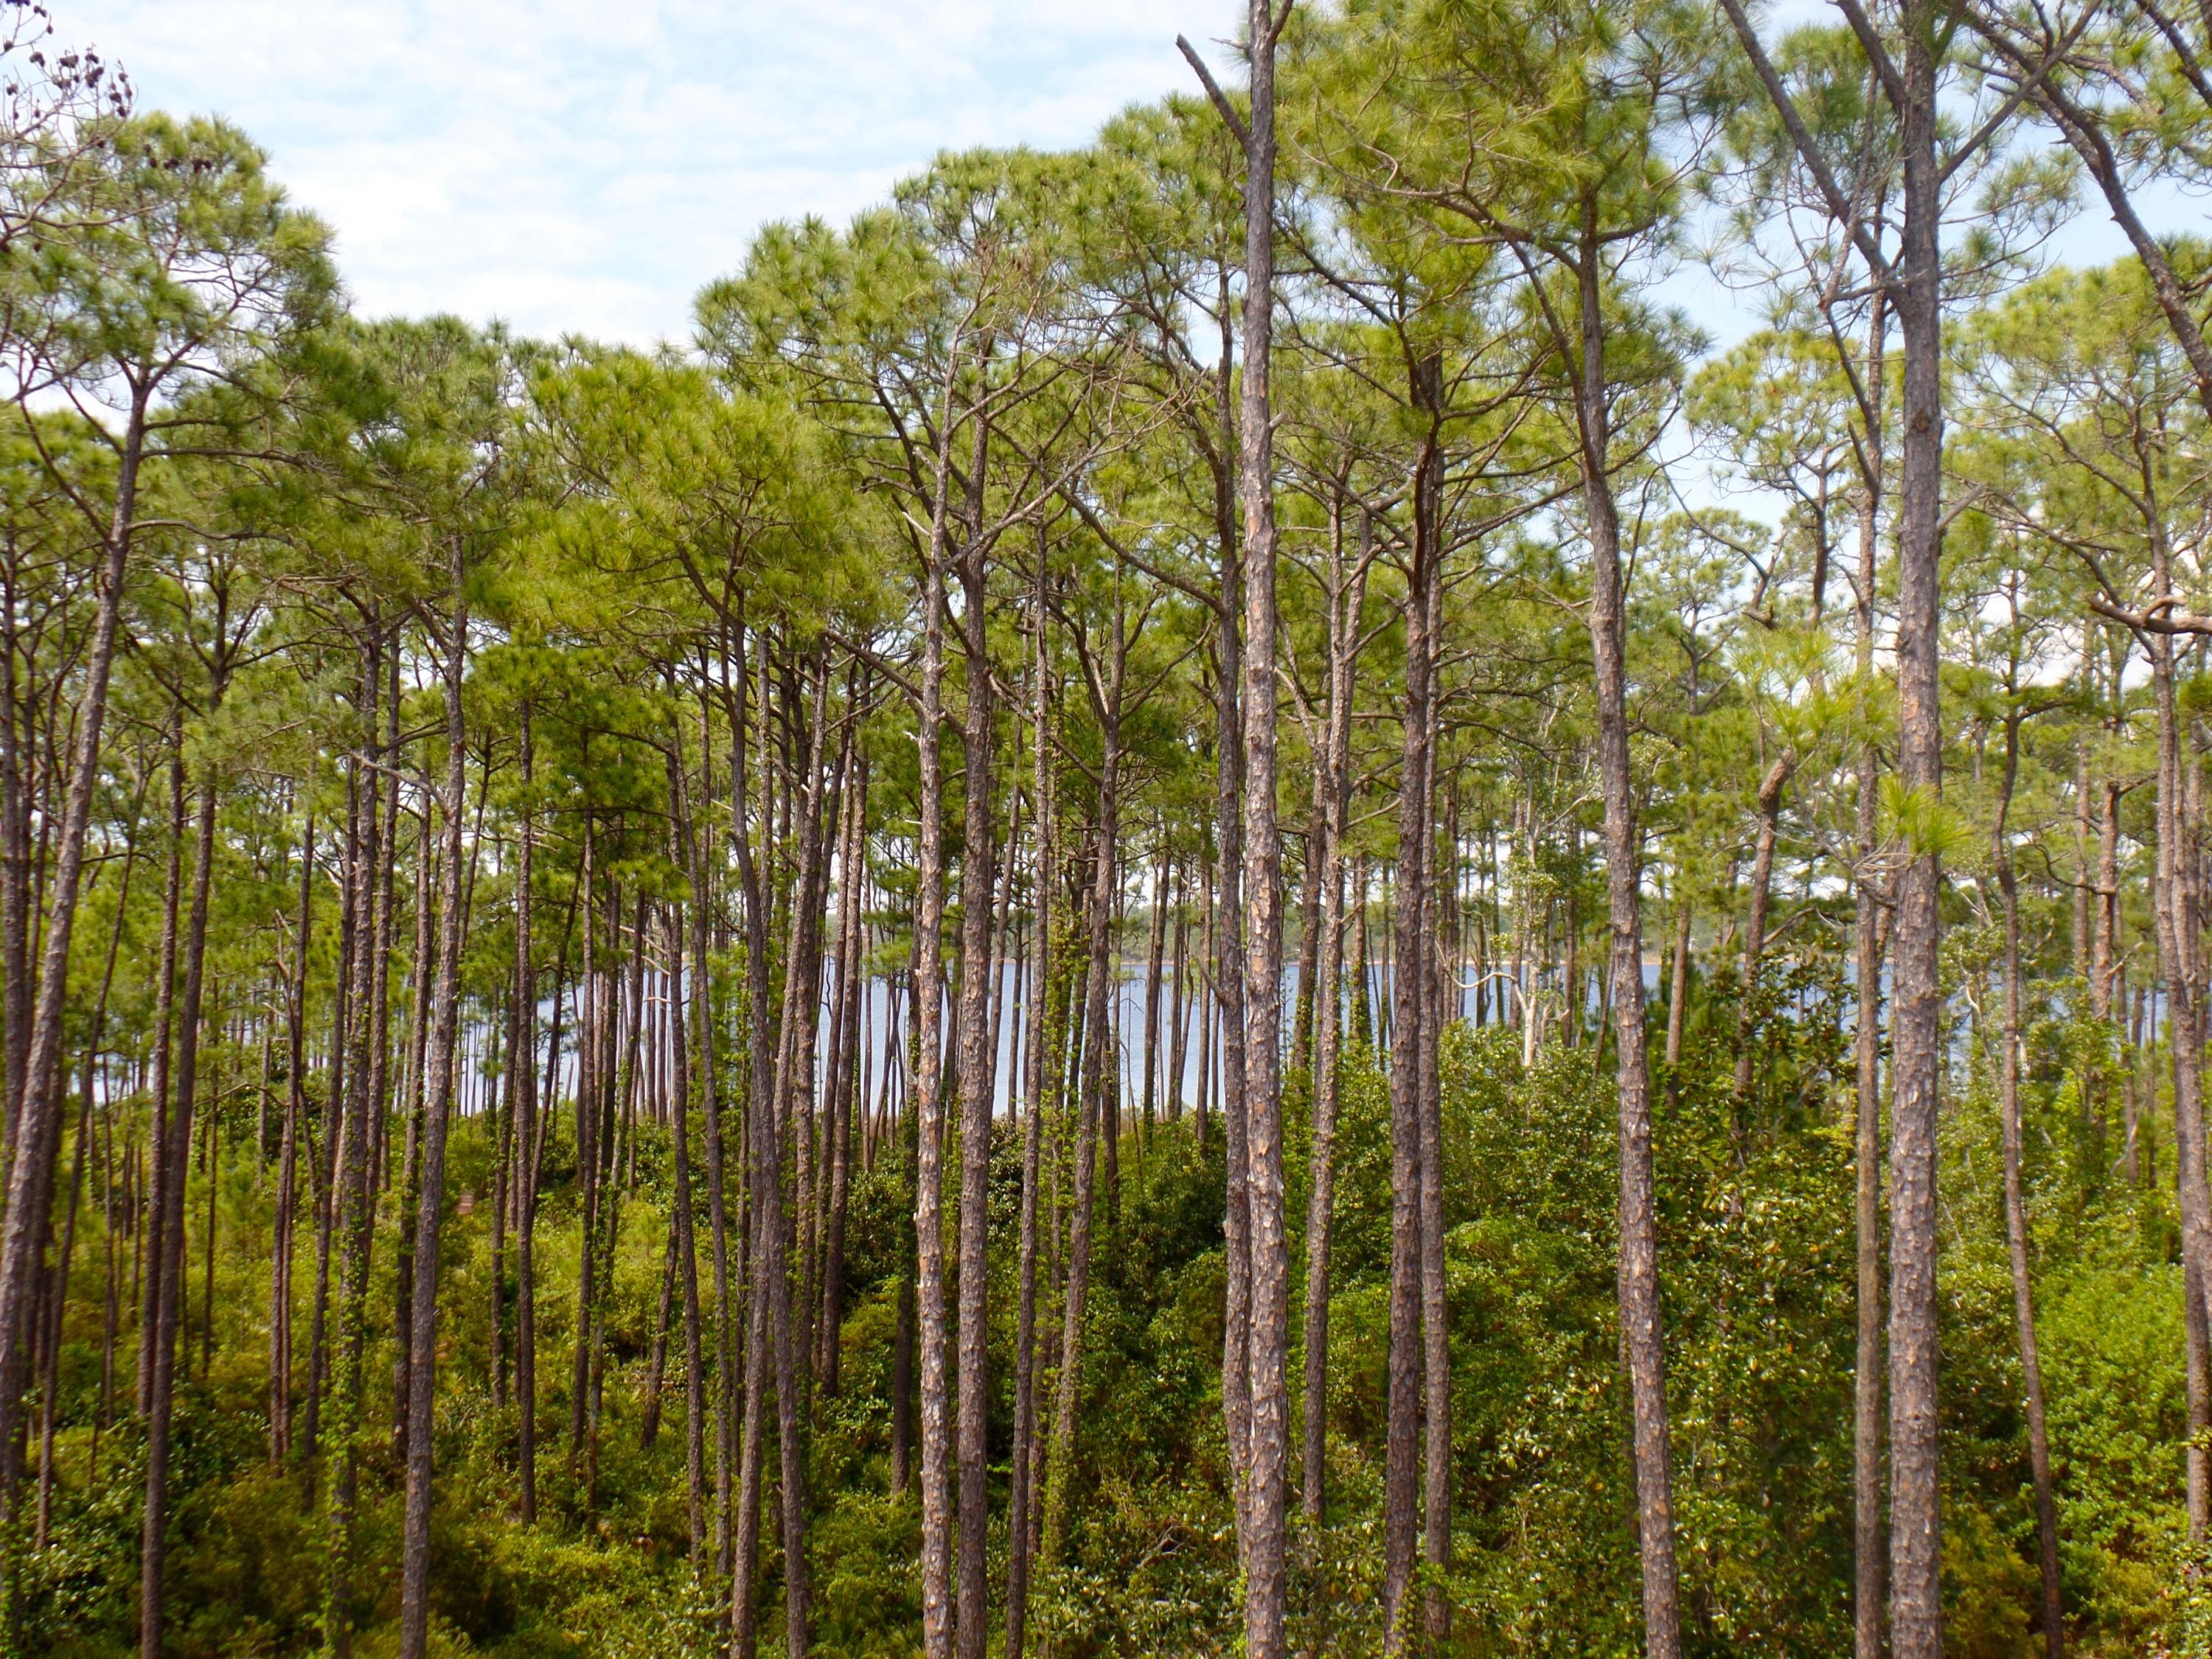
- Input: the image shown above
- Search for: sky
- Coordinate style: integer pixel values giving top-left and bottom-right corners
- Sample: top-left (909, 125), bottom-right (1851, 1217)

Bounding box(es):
top-left (63, 1), bottom-right (2183, 372)
top-left (73, 0), bottom-right (1245, 346)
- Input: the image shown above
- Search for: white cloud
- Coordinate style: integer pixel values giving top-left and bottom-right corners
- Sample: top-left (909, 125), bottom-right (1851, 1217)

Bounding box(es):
top-left (69, 0), bottom-right (1239, 343)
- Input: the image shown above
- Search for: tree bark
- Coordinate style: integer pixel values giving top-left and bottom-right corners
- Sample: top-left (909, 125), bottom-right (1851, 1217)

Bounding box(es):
top-left (1007, 576), bottom-right (1055, 1659)
top-left (142, 750), bottom-right (223, 1658)
top-left (400, 562), bottom-right (472, 1659)
top-left (1382, 394), bottom-right (1441, 1655)
top-left (1040, 607), bottom-right (1122, 1572)
top-left (1731, 751), bottom-right (1795, 1108)
top-left (271, 817), bottom-right (311, 1462)
top-left (1857, 24), bottom-right (1950, 1656)
top-left (820, 750), bottom-right (865, 1399)
top-left (1303, 508), bottom-right (1368, 1528)
top-left (1234, 13), bottom-right (1292, 1651)
top-left (325, 627), bottom-right (389, 1658)
top-left (954, 467), bottom-right (998, 1659)
top-left (1852, 380), bottom-right (1888, 1659)
top-left (1993, 706), bottom-right (2064, 1659)
top-left (515, 706), bottom-right (541, 1526)
top-left (0, 394), bottom-right (146, 1523)
top-left (1573, 215), bottom-right (1683, 1658)
top-left (730, 622), bottom-right (813, 1659)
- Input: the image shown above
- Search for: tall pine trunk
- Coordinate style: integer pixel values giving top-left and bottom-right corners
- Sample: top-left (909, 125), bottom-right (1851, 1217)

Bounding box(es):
top-left (400, 563), bottom-right (471, 1659)
top-left (1573, 213), bottom-right (1683, 1657)
top-left (1885, 27), bottom-right (1948, 1651)
top-left (954, 498), bottom-right (998, 1659)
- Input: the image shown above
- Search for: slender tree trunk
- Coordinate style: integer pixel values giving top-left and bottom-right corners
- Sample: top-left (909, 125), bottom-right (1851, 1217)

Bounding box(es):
top-left (1884, 28), bottom-right (1948, 1656)
top-left (1144, 846), bottom-right (1169, 1130)
top-left (1664, 900), bottom-right (1691, 1082)
top-left (650, 903), bottom-right (703, 1572)
top-left (1169, 867), bottom-right (1190, 1124)
top-left (1852, 448), bottom-right (1888, 1659)
top-left (2152, 549), bottom-right (2212, 1525)
top-left (1007, 580), bottom-right (1054, 1659)
top-left (326, 629), bottom-right (389, 1659)
top-left (272, 818), bottom-right (313, 1461)
top-left (515, 707), bottom-right (541, 1526)
top-left (1571, 218), bottom-right (1683, 1657)
top-left (491, 980), bottom-right (514, 1416)
top-left (1303, 521), bottom-right (1367, 1531)
top-left (677, 695), bottom-right (736, 1576)
top-left (1292, 807), bottom-right (1323, 1079)
top-left (728, 623), bottom-right (812, 1659)
top-left (143, 744), bottom-right (223, 1658)
top-left (954, 499), bottom-right (998, 1659)
top-left (571, 828), bottom-right (601, 1475)
top-left (400, 561), bottom-right (471, 1659)
top-left (200, 1082), bottom-right (218, 1382)
top-left (1349, 859), bottom-right (1371, 1051)
top-left (95, 1071), bottom-right (117, 1486)
top-left (1043, 613), bottom-right (1128, 1570)
top-left (892, 953), bottom-right (918, 1500)
top-left (1217, 533), bottom-right (1251, 1555)
top-left (139, 753), bottom-right (184, 1430)
top-left (1731, 753), bottom-right (1795, 1107)
top-left (392, 815), bottom-right (437, 1459)
top-left (36, 1085), bottom-right (86, 1548)
top-left (0, 401), bottom-right (147, 1519)
top-left (1416, 630), bottom-right (1451, 1652)
top-left (1382, 403), bottom-right (1440, 1655)
top-left (904, 347), bottom-right (964, 1659)
top-left (1232, 18), bottom-right (1291, 1651)
top-left (820, 752), bottom-right (865, 1399)
top-left (301, 767), bottom-right (355, 1484)
top-left (1993, 709), bottom-right (2065, 1659)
